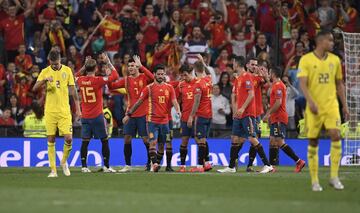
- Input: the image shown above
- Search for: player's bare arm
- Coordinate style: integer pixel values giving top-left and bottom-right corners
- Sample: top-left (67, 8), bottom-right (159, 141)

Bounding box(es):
top-left (236, 90), bottom-right (254, 117)
top-left (263, 98), bottom-right (281, 122)
top-left (123, 99), bottom-right (144, 124)
top-left (188, 93), bottom-right (201, 128)
top-left (336, 79), bottom-right (350, 121)
top-left (196, 54), bottom-right (210, 75)
top-left (172, 99), bottom-right (181, 119)
top-left (69, 85), bottom-right (81, 120)
top-left (299, 77), bottom-right (318, 115)
top-left (32, 76), bottom-right (53, 92)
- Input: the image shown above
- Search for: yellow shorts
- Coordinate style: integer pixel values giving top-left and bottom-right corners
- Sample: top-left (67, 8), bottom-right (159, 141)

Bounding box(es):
top-left (44, 112), bottom-right (73, 136)
top-left (305, 108), bottom-right (341, 138)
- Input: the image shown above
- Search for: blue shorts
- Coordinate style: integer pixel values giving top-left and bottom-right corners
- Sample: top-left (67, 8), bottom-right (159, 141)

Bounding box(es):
top-left (255, 116), bottom-right (261, 136)
top-left (181, 121), bottom-right (193, 137)
top-left (81, 114), bottom-right (107, 139)
top-left (232, 116), bottom-right (256, 138)
top-left (158, 121), bottom-right (173, 143)
top-left (194, 117), bottom-right (211, 139)
top-left (147, 122), bottom-right (170, 143)
top-left (124, 116), bottom-right (148, 137)
top-left (270, 122), bottom-right (287, 138)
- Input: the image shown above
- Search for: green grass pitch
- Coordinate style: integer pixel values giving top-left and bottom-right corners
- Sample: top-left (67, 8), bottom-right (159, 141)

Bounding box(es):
top-left (0, 166), bottom-right (359, 213)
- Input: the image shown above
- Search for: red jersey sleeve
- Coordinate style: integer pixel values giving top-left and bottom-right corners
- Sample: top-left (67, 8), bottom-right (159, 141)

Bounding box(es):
top-left (169, 85), bottom-right (176, 102)
top-left (109, 78), bottom-right (125, 89)
top-left (139, 85), bottom-right (150, 102)
top-left (274, 84), bottom-right (283, 100)
top-left (139, 66), bottom-right (154, 82)
top-left (244, 75), bottom-right (254, 91)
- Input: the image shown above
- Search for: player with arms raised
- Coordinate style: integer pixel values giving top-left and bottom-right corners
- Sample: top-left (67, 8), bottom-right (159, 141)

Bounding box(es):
top-left (110, 55), bottom-right (154, 172)
top-left (32, 50), bottom-right (81, 178)
top-left (123, 64), bottom-right (181, 172)
top-left (77, 57), bottom-right (117, 173)
top-left (262, 67), bottom-right (305, 172)
top-left (298, 30), bottom-right (349, 191)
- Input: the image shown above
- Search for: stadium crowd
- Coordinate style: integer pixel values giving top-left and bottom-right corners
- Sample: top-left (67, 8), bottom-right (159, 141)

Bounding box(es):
top-left (0, 0), bottom-right (359, 137)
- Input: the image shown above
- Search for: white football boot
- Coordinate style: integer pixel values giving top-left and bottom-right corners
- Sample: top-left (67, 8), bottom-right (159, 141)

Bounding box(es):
top-left (217, 167), bottom-right (236, 173)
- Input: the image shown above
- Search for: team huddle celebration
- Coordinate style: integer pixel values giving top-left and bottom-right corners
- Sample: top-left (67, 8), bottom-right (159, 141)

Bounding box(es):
top-left (0, 0), bottom-right (359, 211)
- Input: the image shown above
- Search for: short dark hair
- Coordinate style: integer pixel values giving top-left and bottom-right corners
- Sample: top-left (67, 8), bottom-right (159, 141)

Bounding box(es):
top-left (271, 66), bottom-right (283, 78)
top-left (113, 53), bottom-right (121, 60)
top-left (193, 61), bottom-right (204, 72)
top-left (234, 56), bottom-right (246, 68)
top-left (179, 64), bottom-right (192, 74)
top-left (48, 49), bottom-right (61, 61)
top-left (85, 59), bottom-right (97, 73)
top-left (315, 30), bottom-right (333, 42)
top-left (153, 64), bottom-right (165, 73)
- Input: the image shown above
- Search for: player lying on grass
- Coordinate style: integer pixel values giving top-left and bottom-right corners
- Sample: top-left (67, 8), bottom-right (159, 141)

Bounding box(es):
top-left (122, 64), bottom-right (181, 172)
top-left (262, 66), bottom-right (305, 173)
top-left (32, 49), bottom-right (81, 178)
top-left (76, 56), bottom-right (118, 173)
top-left (298, 30), bottom-right (349, 191)
top-left (217, 56), bottom-right (273, 174)
top-left (109, 55), bottom-right (154, 172)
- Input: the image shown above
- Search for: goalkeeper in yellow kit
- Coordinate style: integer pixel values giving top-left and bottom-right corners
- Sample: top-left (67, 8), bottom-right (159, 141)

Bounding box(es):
top-left (33, 50), bottom-right (81, 178)
top-left (298, 30), bottom-right (349, 191)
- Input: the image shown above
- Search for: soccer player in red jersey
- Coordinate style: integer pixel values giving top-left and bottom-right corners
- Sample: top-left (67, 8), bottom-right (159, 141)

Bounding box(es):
top-left (177, 64), bottom-right (197, 172)
top-left (262, 67), bottom-right (305, 173)
top-left (187, 56), bottom-right (213, 173)
top-left (77, 56), bottom-right (117, 173)
top-left (217, 56), bottom-right (273, 174)
top-left (156, 80), bottom-right (180, 172)
top-left (245, 58), bottom-right (269, 172)
top-left (109, 55), bottom-right (154, 172)
top-left (123, 64), bottom-right (181, 172)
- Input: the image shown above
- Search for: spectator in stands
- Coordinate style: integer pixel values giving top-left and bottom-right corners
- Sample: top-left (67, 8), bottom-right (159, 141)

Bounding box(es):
top-left (247, 33), bottom-right (274, 63)
top-left (15, 44), bottom-right (33, 74)
top-left (7, 93), bottom-right (25, 124)
top-left (217, 71), bottom-right (232, 102)
top-left (204, 0), bottom-right (228, 58)
top-left (282, 28), bottom-right (299, 66)
top-left (183, 25), bottom-right (209, 65)
top-left (47, 20), bottom-right (71, 56)
top-left (227, 29), bottom-right (255, 58)
top-left (30, 45), bottom-right (47, 69)
top-left (0, 63), bottom-right (5, 103)
top-left (164, 10), bottom-right (185, 39)
top-left (285, 41), bottom-right (305, 89)
top-left (119, 5), bottom-right (140, 57)
top-left (0, 108), bottom-right (16, 126)
top-left (211, 84), bottom-right (230, 130)
top-left (299, 30), bottom-right (314, 53)
top-left (283, 75), bottom-right (299, 136)
top-left (72, 27), bottom-right (86, 51)
top-left (336, 0), bottom-right (358, 33)
top-left (318, 0), bottom-right (336, 30)
top-left (140, 4), bottom-right (161, 48)
top-left (77, 0), bottom-right (97, 29)
top-left (215, 48), bottom-right (230, 72)
top-left (13, 73), bottom-right (33, 108)
top-left (0, 99), bottom-right (3, 116)
top-left (0, 4), bottom-right (33, 63)
top-left (67, 45), bottom-right (83, 71)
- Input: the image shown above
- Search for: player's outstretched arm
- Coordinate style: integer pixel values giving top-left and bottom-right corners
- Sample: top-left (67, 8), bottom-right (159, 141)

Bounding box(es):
top-left (134, 55), bottom-right (154, 80)
top-left (122, 99), bottom-right (144, 124)
top-left (69, 85), bottom-right (81, 120)
top-left (299, 77), bottom-right (318, 115)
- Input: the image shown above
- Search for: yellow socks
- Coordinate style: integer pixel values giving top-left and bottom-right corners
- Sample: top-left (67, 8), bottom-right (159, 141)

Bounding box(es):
top-left (307, 145), bottom-right (319, 184)
top-left (61, 142), bottom-right (72, 165)
top-left (330, 141), bottom-right (342, 179)
top-left (48, 142), bottom-right (56, 173)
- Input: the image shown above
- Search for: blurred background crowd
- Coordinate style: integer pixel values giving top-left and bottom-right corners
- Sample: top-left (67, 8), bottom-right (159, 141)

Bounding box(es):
top-left (0, 0), bottom-right (359, 137)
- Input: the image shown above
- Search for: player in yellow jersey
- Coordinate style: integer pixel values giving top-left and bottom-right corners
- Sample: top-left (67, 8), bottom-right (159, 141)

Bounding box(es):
top-left (33, 50), bottom-right (81, 178)
top-left (298, 30), bottom-right (349, 191)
